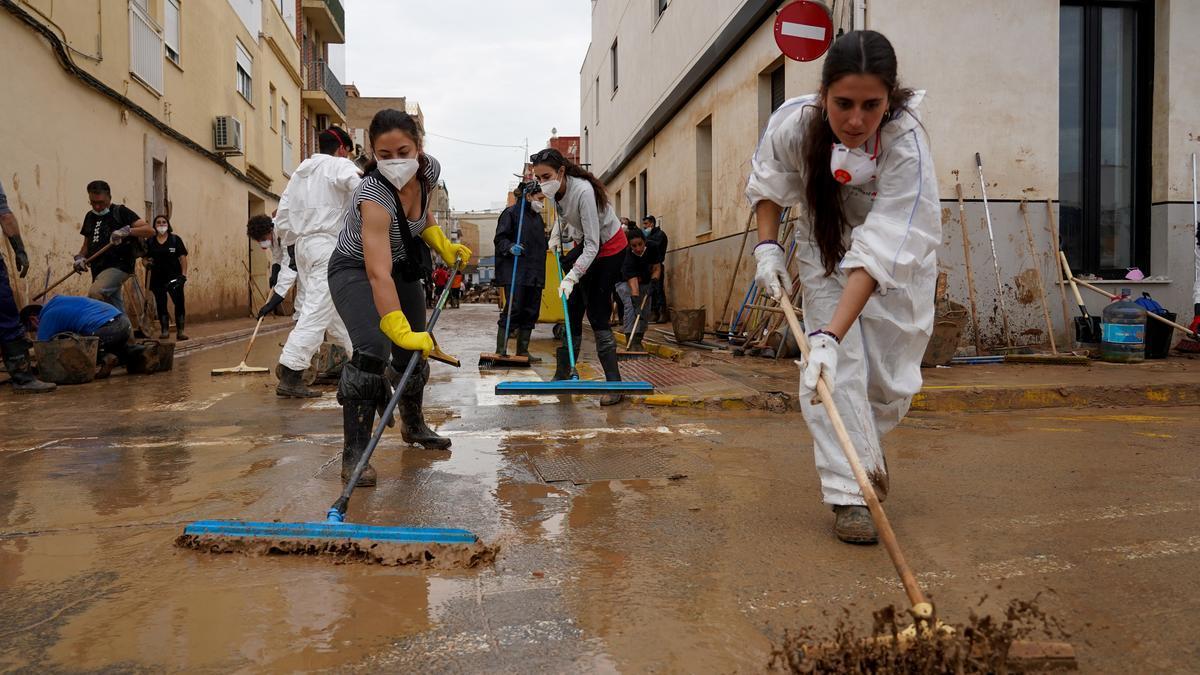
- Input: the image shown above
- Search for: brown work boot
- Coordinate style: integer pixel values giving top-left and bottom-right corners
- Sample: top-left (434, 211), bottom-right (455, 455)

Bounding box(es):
top-left (832, 505), bottom-right (878, 544)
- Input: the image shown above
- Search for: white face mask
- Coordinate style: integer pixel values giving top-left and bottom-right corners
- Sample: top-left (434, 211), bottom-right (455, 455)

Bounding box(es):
top-left (538, 179), bottom-right (561, 198)
top-left (259, 239), bottom-right (271, 250)
top-left (829, 133), bottom-right (880, 186)
top-left (156, 226), bottom-right (168, 234)
top-left (377, 158), bottom-right (419, 190)
top-left (530, 200), bottom-right (544, 214)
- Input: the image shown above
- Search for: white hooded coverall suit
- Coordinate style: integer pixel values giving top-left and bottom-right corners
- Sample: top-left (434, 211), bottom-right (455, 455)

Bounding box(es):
top-left (268, 234), bottom-right (303, 322)
top-left (273, 154), bottom-right (360, 371)
top-left (745, 93), bottom-right (941, 506)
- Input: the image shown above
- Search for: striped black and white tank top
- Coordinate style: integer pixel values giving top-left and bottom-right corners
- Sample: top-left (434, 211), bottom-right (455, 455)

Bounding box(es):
top-left (334, 155), bottom-right (441, 264)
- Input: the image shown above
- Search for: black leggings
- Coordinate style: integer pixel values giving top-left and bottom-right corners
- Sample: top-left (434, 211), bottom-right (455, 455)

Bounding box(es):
top-left (329, 263), bottom-right (427, 372)
top-left (151, 285), bottom-right (186, 324)
top-left (565, 251), bottom-right (623, 344)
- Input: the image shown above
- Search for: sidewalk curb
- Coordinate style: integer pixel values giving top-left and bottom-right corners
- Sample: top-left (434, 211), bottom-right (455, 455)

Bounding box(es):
top-left (630, 392), bottom-right (787, 412)
top-left (911, 382), bottom-right (1200, 412)
top-left (614, 331), bottom-right (684, 360)
top-left (174, 321), bottom-right (292, 357)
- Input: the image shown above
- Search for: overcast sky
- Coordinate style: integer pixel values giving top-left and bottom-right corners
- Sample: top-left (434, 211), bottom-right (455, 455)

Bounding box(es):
top-left (340, 1), bottom-right (593, 212)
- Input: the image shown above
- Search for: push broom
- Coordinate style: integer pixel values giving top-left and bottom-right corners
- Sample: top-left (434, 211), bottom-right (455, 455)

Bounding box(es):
top-left (180, 258), bottom-right (492, 564)
top-left (617, 294), bottom-right (651, 361)
top-left (210, 316), bottom-right (271, 375)
top-left (479, 186), bottom-right (535, 369)
top-left (495, 224), bottom-right (654, 396)
top-left (776, 293), bottom-right (1076, 668)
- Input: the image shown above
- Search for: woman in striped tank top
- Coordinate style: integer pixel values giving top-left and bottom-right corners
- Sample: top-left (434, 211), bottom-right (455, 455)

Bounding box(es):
top-left (328, 109), bottom-right (471, 487)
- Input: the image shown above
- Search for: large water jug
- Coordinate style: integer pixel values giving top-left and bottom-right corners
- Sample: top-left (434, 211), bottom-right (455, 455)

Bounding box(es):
top-left (1101, 288), bottom-right (1146, 363)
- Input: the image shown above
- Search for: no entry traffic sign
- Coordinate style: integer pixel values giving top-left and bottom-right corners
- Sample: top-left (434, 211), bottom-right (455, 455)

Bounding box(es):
top-left (774, 1), bottom-right (833, 62)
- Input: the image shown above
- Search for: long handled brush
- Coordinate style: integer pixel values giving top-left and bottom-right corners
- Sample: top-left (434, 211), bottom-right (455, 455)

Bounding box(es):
top-left (1064, 260), bottom-right (1200, 341)
top-left (480, 188), bottom-right (535, 369)
top-left (496, 227), bottom-right (653, 397)
top-left (776, 294), bottom-right (1077, 667)
top-left (617, 294), bottom-right (651, 361)
top-left (210, 317), bottom-right (271, 375)
top-left (180, 258), bottom-right (494, 565)
top-left (30, 242), bottom-right (115, 303)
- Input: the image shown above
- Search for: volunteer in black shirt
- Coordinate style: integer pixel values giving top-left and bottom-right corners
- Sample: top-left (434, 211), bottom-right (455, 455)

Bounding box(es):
top-left (146, 215), bottom-right (189, 340)
top-left (75, 180), bottom-right (153, 313)
top-left (620, 227), bottom-right (661, 351)
top-left (643, 215), bottom-right (669, 322)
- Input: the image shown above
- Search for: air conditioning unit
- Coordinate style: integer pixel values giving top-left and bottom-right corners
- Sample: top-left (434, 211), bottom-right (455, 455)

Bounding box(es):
top-left (213, 116), bottom-right (243, 154)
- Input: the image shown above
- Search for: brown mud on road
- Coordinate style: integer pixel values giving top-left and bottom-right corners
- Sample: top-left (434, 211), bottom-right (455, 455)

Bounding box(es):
top-left (176, 533), bottom-right (499, 568)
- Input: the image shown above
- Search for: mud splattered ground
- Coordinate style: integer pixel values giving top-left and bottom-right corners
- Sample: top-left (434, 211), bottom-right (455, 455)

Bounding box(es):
top-left (1, 304), bottom-right (1198, 671)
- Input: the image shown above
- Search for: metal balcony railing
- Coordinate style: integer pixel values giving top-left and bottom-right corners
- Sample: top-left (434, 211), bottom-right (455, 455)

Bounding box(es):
top-left (305, 58), bottom-right (346, 115)
top-left (320, 0), bottom-right (344, 37)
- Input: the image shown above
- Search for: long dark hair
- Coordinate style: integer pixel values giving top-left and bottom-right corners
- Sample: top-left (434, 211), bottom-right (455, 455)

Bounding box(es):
top-left (530, 148), bottom-right (609, 213)
top-left (803, 30), bottom-right (913, 275)
top-left (153, 214), bottom-right (173, 235)
top-left (363, 109), bottom-right (430, 185)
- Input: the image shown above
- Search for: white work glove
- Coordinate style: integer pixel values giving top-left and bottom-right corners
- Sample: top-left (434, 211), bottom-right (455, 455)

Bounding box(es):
top-left (550, 238), bottom-right (563, 255)
top-left (558, 269), bottom-right (580, 299)
top-left (798, 331), bottom-right (839, 398)
top-left (753, 242), bottom-right (789, 299)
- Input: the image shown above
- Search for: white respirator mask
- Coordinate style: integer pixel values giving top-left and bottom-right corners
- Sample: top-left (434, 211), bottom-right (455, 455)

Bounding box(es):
top-left (829, 129), bottom-right (881, 186)
top-left (538, 179), bottom-right (561, 199)
top-left (259, 240), bottom-right (271, 250)
top-left (156, 226), bottom-right (168, 234)
top-left (530, 200), bottom-right (544, 214)
top-left (377, 158), bottom-right (420, 190)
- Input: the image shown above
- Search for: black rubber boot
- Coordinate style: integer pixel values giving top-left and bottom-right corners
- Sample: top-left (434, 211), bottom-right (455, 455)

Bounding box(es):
top-left (516, 328), bottom-right (541, 363)
top-left (276, 364), bottom-right (320, 398)
top-left (398, 359), bottom-right (451, 450)
top-left (495, 325), bottom-right (508, 354)
top-left (158, 315), bottom-right (169, 340)
top-left (338, 359), bottom-right (382, 487)
top-left (175, 316), bottom-right (188, 341)
top-left (595, 329), bottom-right (624, 406)
top-left (552, 346), bottom-right (575, 381)
top-left (832, 505), bottom-right (878, 544)
top-left (2, 340), bottom-right (56, 394)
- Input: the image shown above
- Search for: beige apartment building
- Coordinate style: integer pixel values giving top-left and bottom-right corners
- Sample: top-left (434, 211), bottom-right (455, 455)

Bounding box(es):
top-left (0, 0), bottom-right (345, 320)
top-left (298, 0), bottom-right (345, 157)
top-left (581, 0), bottom-right (1200, 348)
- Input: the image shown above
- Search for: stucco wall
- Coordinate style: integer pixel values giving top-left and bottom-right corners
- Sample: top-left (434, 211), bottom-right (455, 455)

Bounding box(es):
top-left (1, 1), bottom-right (303, 320)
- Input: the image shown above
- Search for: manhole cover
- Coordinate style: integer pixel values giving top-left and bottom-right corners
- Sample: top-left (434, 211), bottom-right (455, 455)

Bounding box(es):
top-left (527, 452), bottom-right (692, 484)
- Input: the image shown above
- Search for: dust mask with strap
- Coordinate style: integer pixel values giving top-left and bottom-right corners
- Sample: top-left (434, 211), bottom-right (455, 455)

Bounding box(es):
top-left (829, 129), bottom-right (881, 186)
top-left (377, 158), bottom-right (419, 190)
top-left (530, 200), bottom-right (544, 214)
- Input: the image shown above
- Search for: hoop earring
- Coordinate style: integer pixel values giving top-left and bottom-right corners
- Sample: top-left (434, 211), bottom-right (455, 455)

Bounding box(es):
top-left (821, 107), bottom-right (828, 121)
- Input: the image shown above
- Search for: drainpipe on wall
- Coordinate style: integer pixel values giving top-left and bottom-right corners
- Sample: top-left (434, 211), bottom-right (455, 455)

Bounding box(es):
top-left (853, 0), bottom-right (866, 30)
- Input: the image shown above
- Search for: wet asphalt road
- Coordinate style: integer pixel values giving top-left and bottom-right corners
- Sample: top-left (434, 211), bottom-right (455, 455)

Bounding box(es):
top-left (1, 303), bottom-right (1198, 672)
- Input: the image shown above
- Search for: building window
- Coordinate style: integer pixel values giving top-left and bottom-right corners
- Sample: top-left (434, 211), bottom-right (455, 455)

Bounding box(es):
top-left (610, 39), bottom-right (619, 94)
top-left (269, 84), bottom-right (277, 131)
top-left (583, 127), bottom-right (590, 165)
top-left (281, 98), bottom-right (289, 136)
top-left (696, 116), bottom-right (713, 235)
top-left (235, 40), bottom-right (254, 104)
top-left (628, 177), bottom-right (638, 221)
top-left (164, 0), bottom-right (181, 65)
top-left (639, 170), bottom-right (649, 224)
top-left (757, 59), bottom-right (785, 133)
top-left (615, 188), bottom-right (622, 222)
top-left (595, 76), bottom-right (601, 124)
top-left (771, 67), bottom-right (786, 112)
top-left (128, 0), bottom-right (164, 93)
top-left (1059, 1), bottom-right (1152, 277)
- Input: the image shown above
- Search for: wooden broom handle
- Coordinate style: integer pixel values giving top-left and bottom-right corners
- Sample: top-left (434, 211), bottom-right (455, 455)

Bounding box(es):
top-left (240, 316), bottom-right (264, 365)
top-left (31, 242), bottom-right (115, 302)
top-left (777, 293), bottom-right (929, 610)
top-left (1068, 271), bottom-right (1200, 337)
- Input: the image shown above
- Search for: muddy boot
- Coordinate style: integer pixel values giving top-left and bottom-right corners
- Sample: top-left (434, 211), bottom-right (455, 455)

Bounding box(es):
top-left (338, 357), bottom-right (384, 487)
top-left (158, 315), bottom-right (170, 340)
top-left (95, 353), bottom-right (119, 380)
top-left (276, 364), bottom-right (321, 398)
top-left (174, 316), bottom-right (188, 341)
top-left (2, 340), bottom-right (56, 394)
top-left (495, 325), bottom-right (508, 354)
top-left (552, 345), bottom-right (575, 381)
top-left (398, 359), bottom-right (451, 450)
top-left (516, 328), bottom-right (541, 363)
top-left (832, 505), bottom-right (878, 544)
top-left (595, 329), bottom-right (624, 406)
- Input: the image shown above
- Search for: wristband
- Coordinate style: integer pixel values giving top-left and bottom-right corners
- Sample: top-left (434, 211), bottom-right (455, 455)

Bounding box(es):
top-left (755, 239), bottom-right (785, 252)
top-left (808, 329), bottom-right (841, 344)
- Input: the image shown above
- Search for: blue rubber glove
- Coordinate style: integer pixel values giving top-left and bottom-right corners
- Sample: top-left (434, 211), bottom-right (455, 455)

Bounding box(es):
top-left (510, 243), bottom-right (524, 256)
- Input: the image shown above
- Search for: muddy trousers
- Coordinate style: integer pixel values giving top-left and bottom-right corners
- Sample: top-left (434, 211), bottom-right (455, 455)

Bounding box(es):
top-left (498, 284), bottom-right (542, 331)
top-left (797, 272), bottom-right (928, 506)
top-left (280, 234), bottom-right (353, 371)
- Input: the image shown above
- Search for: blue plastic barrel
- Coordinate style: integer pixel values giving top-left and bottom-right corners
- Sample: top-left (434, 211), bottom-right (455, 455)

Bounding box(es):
top-left (1100, 288), bottom-right (1146, 363)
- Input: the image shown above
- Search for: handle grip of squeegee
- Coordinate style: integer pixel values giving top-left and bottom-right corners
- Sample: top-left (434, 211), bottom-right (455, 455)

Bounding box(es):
top-left (239, 316), bottom-right (265, 365)
top-left (777, 293), bottom-right (929, 611)
top-left (1069, 270), bottom-right (1200, 338)
top-left (32, 241), bottom-right (116, 302)
top-left (328, 257), bottom-right (464, 520)
top-left (500, 193), bottom-right (528, 356)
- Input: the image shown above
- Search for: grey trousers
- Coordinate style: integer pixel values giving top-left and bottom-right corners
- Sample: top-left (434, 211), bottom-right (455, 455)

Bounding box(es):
top-left (329, 264), bottom-right (428, 371)
top-left (89, 267), bottom-right (131, 314)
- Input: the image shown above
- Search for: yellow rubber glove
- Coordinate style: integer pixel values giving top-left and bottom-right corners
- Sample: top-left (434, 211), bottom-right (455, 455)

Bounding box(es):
top-left (421, 225), bottom-right (473, 266)
top-left (379, 310), bottom-right (433, 357)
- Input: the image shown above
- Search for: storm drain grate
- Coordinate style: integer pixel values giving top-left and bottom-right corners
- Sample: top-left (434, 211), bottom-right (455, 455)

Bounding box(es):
top-left (527, 452), bottom-right (692, 485)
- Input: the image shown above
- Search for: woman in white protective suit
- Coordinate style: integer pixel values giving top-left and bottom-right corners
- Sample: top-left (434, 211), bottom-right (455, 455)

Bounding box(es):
top-left (746, 30), bottom-right (940, 544)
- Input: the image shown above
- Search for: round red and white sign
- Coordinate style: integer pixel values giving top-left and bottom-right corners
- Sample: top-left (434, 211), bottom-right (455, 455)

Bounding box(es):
top-left (774, 1), bottom-right (834, 62)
